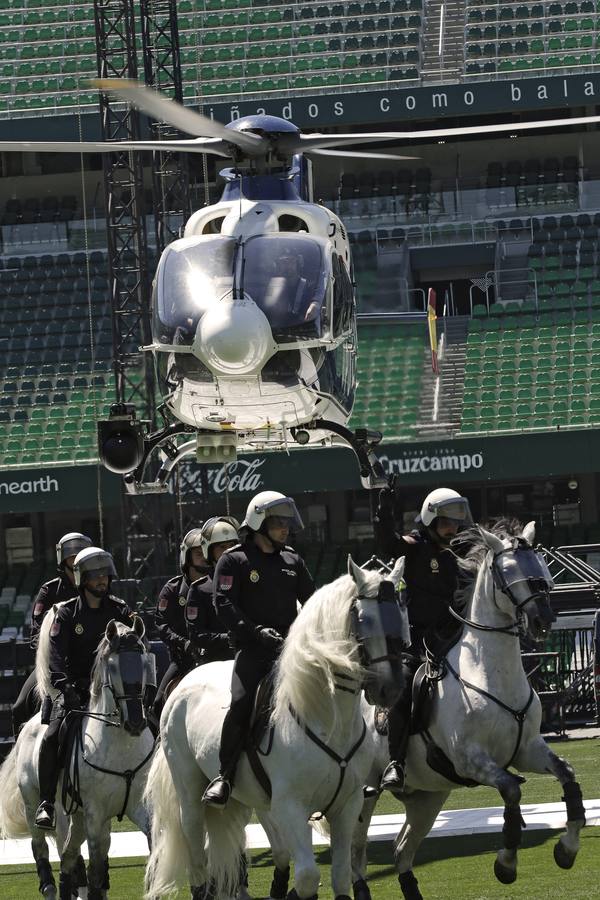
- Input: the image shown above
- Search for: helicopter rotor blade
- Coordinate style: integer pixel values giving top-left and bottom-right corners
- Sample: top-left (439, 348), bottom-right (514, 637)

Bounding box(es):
top-left (0, 137), bottom-right (232, 156)
top-left (293, 113), bottom-right (600, 152)
top-left (309, 149), bottom-right (419, 160)
top-left (92, 79), bottom-right (266, 155)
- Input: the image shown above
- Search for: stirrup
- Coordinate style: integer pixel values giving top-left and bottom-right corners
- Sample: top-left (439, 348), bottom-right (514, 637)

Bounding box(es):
top-left (202, 775), bottom-right (232, 807)
top-left (35, 801), bottom-right (56, 830)
top-left (380, 761), bottom-right (406, 792)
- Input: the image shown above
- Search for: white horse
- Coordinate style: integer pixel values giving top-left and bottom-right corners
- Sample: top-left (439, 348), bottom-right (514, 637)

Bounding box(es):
top-left (144, 556), bottom-right (410, 900)
top-left (0, 611), bottom-right (156, 900)
top-left (351, 522), bottom-right (586, 900)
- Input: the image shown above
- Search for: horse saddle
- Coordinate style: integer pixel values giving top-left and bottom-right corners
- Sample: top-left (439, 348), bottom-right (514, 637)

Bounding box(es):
top-left (245, 673), bottom-right (276, 800)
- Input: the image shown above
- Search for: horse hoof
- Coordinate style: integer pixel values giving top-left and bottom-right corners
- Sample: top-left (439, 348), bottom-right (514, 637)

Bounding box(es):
top-left (554, 840), bottom-right (576, 870)
top-left (353, 878), bottom-right (372, 900)
top-left (494, 859), bottom-right (517, 884)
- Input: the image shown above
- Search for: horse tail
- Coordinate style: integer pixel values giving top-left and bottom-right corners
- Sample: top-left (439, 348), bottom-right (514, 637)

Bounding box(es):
top-left (205, 801), bottom-right (249, 899)
top-left (35, 603), bottom-right (63, 701)
top-left (0, 742), bottom-right (28, 838)
top-left (309, 813), bottom-right (331, 840)
top-left (143, 742), bottom-right (190, 899)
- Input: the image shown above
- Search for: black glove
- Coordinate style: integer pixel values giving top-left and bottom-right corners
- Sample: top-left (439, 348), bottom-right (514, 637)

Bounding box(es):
top-left (376, 486), bottom-right (395, 521)
top-left (184, 639), bottom-right (205, 663)
top-left (62, 684), bottom-right (81, 710)
top-left (256, 627), bottom-right (284, 650)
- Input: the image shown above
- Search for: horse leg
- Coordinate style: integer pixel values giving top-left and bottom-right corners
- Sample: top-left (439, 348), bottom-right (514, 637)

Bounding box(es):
top-left (56, 813), bottom-right (85, 900)
top-left (83, 810), bottom-right (111, 900)
top-left (328, 791), bottom-right (365, 900)
top-left (269, 798), bottom-right (320, 900)
top-left (460, 753), bottom-right (524, 885)
top-left (351, 795), bottom-right (378, 900)
top-left (258, 810), bottom-right (291, 900)
top-left (30, 834), bottom-right (57, 899)
top-left (515, 736), bottom-right (586, 870)
top-left (393, 789), bottom-right (449, 900)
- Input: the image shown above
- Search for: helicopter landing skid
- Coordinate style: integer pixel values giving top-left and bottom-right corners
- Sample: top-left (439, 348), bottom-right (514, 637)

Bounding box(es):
top-left (300, 419), bottom-right (388, 491)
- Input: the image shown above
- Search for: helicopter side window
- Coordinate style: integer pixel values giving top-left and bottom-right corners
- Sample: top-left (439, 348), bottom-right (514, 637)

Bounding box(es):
top-left (332, 254), bottom-right (354, 337)
top-left (154, 237), bottom-right (236, 345)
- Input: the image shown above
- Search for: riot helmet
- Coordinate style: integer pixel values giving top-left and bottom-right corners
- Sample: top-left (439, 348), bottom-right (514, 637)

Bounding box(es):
top-left (241, 491), bottom-right (304, 533)
top-left (179, 527), bottom-right (206, 574)
top-left (200, 517), bottom-right (239, 564)
top-left (56, 532), bottom-right (93, 568)
top-left (73, 547), bottom-right (118, 589)
top-left (417, 488), bottom-right (472, 528)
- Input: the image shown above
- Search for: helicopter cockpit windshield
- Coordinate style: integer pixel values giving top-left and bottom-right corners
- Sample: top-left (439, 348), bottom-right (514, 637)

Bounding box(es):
top-left (241, 235), bottom-right (328, 342)
top-left (153, 236), bottom-right (236, 346)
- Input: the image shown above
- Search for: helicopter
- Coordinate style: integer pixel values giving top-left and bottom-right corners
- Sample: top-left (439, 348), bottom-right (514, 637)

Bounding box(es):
top-left (2, 80), bottom-right (600, 493)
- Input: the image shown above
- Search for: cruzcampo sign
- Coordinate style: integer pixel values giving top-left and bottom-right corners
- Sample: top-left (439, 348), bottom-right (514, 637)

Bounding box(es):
top-left (177, 428), bottom-right (600, 498)
top-left (0, 466), bottom-right (122, 514)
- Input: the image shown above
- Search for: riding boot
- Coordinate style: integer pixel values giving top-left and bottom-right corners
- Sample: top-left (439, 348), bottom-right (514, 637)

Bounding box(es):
top-left (380, 704), bottom-right (411, 792)
top-left (201, 709), bottom-right (246, 807)
top-left (35, 724), bottom-right (61, 829)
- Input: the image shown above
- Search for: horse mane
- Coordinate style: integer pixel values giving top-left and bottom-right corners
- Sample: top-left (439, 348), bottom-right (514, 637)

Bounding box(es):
top-left (452, 518), bottom-right (527, 611)
top-left (272, 569), bottom-right (378, 737)
top-left (35, 602), bottom-right (68, 700)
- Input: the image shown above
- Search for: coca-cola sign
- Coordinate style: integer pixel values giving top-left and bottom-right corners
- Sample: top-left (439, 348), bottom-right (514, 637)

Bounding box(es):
top-left (179, 458), bottom-right (267, 497)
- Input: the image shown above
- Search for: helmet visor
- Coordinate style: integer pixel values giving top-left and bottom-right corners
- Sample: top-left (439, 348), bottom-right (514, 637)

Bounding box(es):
top-left (59, 537), bottom-right (91, 561)
top-left (429, 498), bottom-right (472, 524)
top-left (260, 498), bottom-right (304, 531)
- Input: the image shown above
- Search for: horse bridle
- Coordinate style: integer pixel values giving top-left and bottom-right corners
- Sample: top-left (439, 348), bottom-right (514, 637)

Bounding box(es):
top-left (448, 541), bottom-right (553, 638)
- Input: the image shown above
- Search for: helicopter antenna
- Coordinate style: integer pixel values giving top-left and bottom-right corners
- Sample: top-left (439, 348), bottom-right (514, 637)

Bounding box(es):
top-left (232, 236), bottom-right (243, 300)
top-left (238, 170), bottom-right (243, 223)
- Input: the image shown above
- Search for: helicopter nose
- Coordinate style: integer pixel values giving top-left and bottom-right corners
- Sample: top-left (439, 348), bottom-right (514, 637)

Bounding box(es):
top-left (193, 297), bottom-right (274, 375)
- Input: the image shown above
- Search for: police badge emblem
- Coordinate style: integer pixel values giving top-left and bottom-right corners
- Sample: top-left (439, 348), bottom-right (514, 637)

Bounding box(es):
top-left (75, 623), bottom-right (84, 635)
top-left (250, 569), bottom-right (260, 583)
top-left (179, 596), bottom-right (186, 606)
top-left (430, 559), bottom-right (439, 573)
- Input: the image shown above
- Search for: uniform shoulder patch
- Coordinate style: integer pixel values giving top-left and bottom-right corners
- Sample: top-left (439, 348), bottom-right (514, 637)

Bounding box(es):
top-left (33, 602), bottom-right (45, 617)
top-left (219, 575), bottom-right (233, 591)
top-left (158, 595), bottom-right (169, 611)
top-left (186, 604), bottom-right (198, 621)
top-left (50, 619), bottom-right (61, 637)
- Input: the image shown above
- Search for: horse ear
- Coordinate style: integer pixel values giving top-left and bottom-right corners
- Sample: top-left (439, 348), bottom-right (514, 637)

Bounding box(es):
top-left (478, 526), bottom-right (505, 555)
top-left (105, 619), bottom-right (118, 648)
top-left (522, 520), bottom-right (536, 546)
top-left (132, 614), bottom-right (145, 639)
top-left (348, 555), bottom-right (366, 588)
top-left (388, 555), bottom-right (405, 589)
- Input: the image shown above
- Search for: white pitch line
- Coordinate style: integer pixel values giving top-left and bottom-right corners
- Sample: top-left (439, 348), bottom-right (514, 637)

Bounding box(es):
top-left (1, 800), bottom-right (599, 865)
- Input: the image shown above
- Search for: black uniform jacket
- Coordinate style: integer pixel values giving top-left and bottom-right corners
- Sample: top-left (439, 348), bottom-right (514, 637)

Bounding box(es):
top-left (31, 573), bottom-right (74, 649)
top-left (155, 574), bottom-right (197, 668)
top-left (213, 540), bottom-right (315, 647)
top-left (48, 593), bottom-right (132, 694)
top-left (376, 523), bottom-right (461, 652)
top-left (185, 572), bottom-right (234, 663)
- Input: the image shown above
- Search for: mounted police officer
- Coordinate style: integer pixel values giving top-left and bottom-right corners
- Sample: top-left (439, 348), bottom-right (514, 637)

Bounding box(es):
top-left (374, 485), bottom-right (473, 791)
top-left (202, 491), bottom-right (315, 808)
top-left (34, 547), bottom-right (132, 830)
top-left (152, 527), bottom-right (210, 723)
top-left (185, 517), bottom-right (240, 664)
top-left (11, 532), bottom-right (93, 737)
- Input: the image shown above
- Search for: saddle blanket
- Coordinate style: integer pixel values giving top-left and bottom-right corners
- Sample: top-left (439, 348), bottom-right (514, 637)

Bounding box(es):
top-left (1, 800), bottom-right (599, 865)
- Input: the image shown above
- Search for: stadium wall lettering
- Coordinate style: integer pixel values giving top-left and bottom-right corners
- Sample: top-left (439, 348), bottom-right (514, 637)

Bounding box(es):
top-left (205, 74), bottom-right (600, 128)
top-left (177, 428), bottom-right (600, 497)
top-left (4, 74), bottom-right (599, 141)
top-left (0, 466), bottom-right (121, 514)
